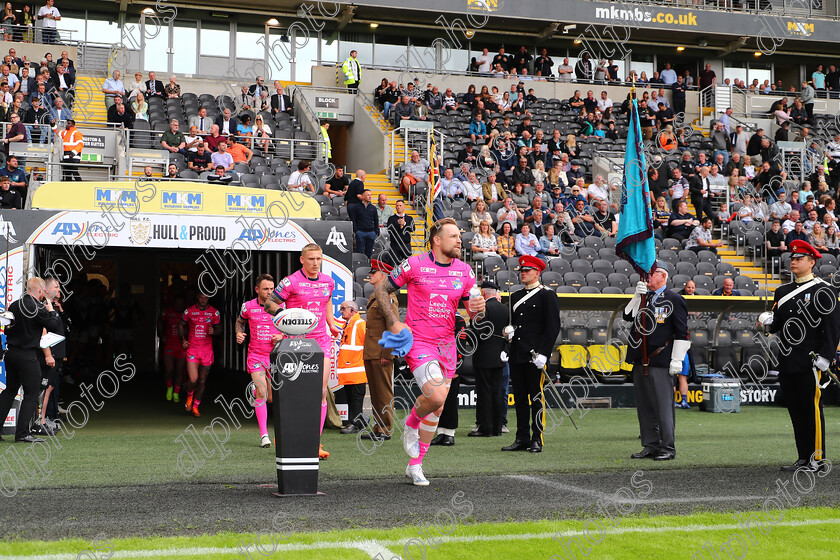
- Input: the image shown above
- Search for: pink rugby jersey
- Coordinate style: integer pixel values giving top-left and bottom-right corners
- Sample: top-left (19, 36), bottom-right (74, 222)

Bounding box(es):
top-left (240, 298), bottom-right (277, 356)
top-left (274, 269), bottom-right (335, 339)
top-left (389, 252), bottom-right (476, 346)
top-left (181, 304), bottom-right (221, 347)
top-left (161, 308), bottom-right (182, 347)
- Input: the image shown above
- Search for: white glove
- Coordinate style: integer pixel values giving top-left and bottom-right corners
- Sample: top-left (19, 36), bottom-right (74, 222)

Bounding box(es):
top-left (757, 311), bottom-right (774, 334)
top-left (814, 355), bottom-right (830, 371)
top-left (634, 281), bottom-right (648, 295)
top-left (669, 340), bottom-right (691, 376)
top-left (500, 350), bottom-right (509, 363)
top-left (532, 353), bottom-right (547, 369)
top-left (503, 325), bottom-right (515, 342)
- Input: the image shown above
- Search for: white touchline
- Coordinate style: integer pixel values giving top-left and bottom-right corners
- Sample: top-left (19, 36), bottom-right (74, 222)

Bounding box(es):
top-left (507, 474), bottom-right (768, 504)
top-left (3, 519), bottom-right (840, 560)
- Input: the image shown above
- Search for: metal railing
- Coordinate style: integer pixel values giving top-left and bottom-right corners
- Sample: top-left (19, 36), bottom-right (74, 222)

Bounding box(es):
top-left (389, 127), bottom-right (446, 184)
top-left (0, 23), bottom-right (77, 43)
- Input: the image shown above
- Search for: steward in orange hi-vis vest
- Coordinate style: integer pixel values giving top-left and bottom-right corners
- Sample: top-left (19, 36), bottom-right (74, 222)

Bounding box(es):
top-left (337, 311), bottom-right (366, 386)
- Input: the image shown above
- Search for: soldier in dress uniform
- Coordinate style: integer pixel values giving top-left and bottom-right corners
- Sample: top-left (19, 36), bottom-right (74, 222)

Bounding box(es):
top-left (758, 239), bottom-right (840, 472)
top-left (360, 256), bottom-right (400, 442)
top-left (501, 255), bottom-right (561, 453)
top-left (623, 263), bottom-right (690, 462)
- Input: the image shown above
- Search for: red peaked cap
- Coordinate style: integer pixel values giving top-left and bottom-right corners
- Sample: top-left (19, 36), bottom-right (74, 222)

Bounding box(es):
top-left (518, 255), bottom-right (546, 272)
top-left (789, 239), bottom-right (822, 259)
top-left (371, 258), bottom-right (394, 273)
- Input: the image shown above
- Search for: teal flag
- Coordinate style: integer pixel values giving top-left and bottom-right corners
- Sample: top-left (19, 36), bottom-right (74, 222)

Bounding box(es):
top-left (616, 98), bottom-right (657, 279)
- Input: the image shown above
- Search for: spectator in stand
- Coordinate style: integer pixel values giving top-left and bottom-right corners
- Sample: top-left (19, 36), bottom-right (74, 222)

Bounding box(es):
top-left (131, 92), bottom-right (148, 121)
top-left (569, 198), bottom-right (596, 238)
top-left (495, 221), bottom-right (516, 261)
top-left (812, 65), bottom-right (826, 98)
top-left (712, 277), bottom-right (741, 297)
top-left (210, 141), bottom-right (235, 174)
top-left (799, 81), bottom-right (815, 124)
top-left (660, 63), bottom-right (677, 86)
top-left (343, 169), bottom-right (366, 206)
top-left (50, 64), bottom-right (74, 107)
top-left (685, 217), bottom-right (722, 254)
top-left (667, 200), bottom-right (699, 241)
top-left (161, 119), bottom-right (187, 155)
top-left (348, 189), bottom-right (377, 257)
top-left (671, 75), bottom-right (686, 116)
top-left (512, 46), bottom-right (532, 75)
top-left (699, 63), bottom-right (716, 104)
top-left (187, 143), bottom-right (213, 172)
top-left (285, 159), bottom-right (314, 193)
top-left (392, 95), bottom-right (414, 125)
top-left (374, 194), bottom-right (394, 237)
top-left (730, 124), bottom-right (749, 156)
top-left (385, 199), bottom-right (413, 262)
top-left (270, 82), bottom-right (293, 116)
top-left (0, 155), bottom-right (27, 198)
top-left (101, 70), bottom-right (125, 110)
top-left (227, 135), bottom-right (253, 164)
top-left (475, 48), bottom-right (492, 75)
top-left (215, 108), bottom-right (239, 136)
top-left (515, 223), bottom-right (541, 258)
top-left (575, 52), bottom-right (593, 81)
top-left (324, 167), bottom-right (349, 200)
top-left (462, 172), bottom-right (483, 204)
top-left (469, 112), bottom-right (487, 144)
top-left (524, 196), bottom-right (551, 236)
top-left (48, 95), bottom-right (70, 123)
top-left (0, 175), bottom-right (20, 208)
top-left (188, 106), bottom-right (211, 135)
top-left (439, 168), bottom-right (462, 200)
top-left (107, 96), bottom-right (134, 128)
top-left (24, 97), bottom-right (50, 143)
top-left (786, 220), bottom-right (808, 246)
top-left (511, 156), bottom-right (534, 189)
top-left (399, 150), bottom-right (429, 196)
top-left (204, 124), bottom-right (226, 152)
top-left (163, 75), bottom-right (180, 99)
top-left (470, 219), bottom-right (498, 261)
top-left (469, 199), bottom-right (493, 232)
top-left (765, 219), bottom-right (787, 258)
top-left (480, 172), bottom-right (504, 204)
top-left (183, 126), bottom-right (202, 152)
top-left (497, 196), bottom-right (523, 231)
top-left (2, 111), bottom-right (25, 157)
top-left (125, 72), bottom-right (146, 102)
top-left (710, 121), bottom-right (730, 166)
top-left (207, 164), bottom-right (232, 183)
top-left (145, 71), bottom-right (164, 98)
top-left (38, 0), bottom-right (61, 44)
top-left (534, 48), bottom-right (553, 77)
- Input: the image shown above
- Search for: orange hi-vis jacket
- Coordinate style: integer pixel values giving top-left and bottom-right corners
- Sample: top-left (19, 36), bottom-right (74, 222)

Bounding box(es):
top-left (337, 312), bottom-right (366, 385)
top-left (60, 127), bottom-right (84, 154)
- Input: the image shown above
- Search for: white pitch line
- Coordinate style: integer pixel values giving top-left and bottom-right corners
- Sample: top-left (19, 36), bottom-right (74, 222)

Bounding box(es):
top-left (4, 519), bottom-right (840, 560)
top-left (507, 474), bottom-right (767, 504)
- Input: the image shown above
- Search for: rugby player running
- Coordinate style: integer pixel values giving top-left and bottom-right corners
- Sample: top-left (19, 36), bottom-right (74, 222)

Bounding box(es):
top-left (375, 218), bottom-right (485, 485)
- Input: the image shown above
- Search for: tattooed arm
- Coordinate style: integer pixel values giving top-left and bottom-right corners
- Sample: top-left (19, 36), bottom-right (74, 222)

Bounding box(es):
top-left (374, 278), bottom-right (407, 334)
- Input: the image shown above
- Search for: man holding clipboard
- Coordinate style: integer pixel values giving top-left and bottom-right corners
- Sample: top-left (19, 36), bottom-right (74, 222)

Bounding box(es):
top-left (0, 277), bottom-right (62, 443)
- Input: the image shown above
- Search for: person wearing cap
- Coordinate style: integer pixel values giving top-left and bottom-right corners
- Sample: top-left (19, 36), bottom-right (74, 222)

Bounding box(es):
top-left (758, 240), bottom-right (840, 472)
top-left (624, 265), bottom-right (689, 461)
top-left (502, 255), bottom-right (560, 453)
top-left (471, 287), bottom-right (510, 438)
top-left (360, 257), bottom-right (400, 442)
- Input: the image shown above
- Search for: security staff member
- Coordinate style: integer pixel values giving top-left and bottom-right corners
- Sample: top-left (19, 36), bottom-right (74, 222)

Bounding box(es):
top-left (0, 277), bottom-right (62, 443)
top-left (758, 240), bottom-right (840, 472)
top-left (502, 255), bottom-right (561, 453)
top-left (624, 265), bottom-right (689, 461)
top-left (361, 257), bottom-right (399, 441)
top-left (471, 281), bottom-right (509, 437)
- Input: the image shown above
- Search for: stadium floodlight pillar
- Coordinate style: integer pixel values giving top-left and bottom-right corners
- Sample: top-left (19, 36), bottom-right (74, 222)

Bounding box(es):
top-left (270, 337), bottom-right (324, 497)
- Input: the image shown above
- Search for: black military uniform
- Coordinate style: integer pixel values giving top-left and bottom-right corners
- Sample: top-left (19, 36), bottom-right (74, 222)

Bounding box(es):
top-left (767, 240), bottom-right (840, 471)
top-left (504, 257), bottom-right (561, 452)
top-left (623, 275), bottom-right (688, 461)
top-left (0, 288), bottom-right (62, 442)
top-left (471, 281), bottom-right (510, 436)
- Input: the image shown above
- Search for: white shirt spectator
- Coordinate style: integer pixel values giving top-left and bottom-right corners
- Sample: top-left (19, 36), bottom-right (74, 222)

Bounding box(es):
top-left (671, 177), bottom-right (688, 200)
top-left (476, 53), bottom-right (492, 73)
top-left (183, 133), bottom-right (201, 152)
top-left (211, 151), bottom-right (234, 169)
top-left (596, 97), bottom-right (613, 113)
top-left (731, 131), bottom-right (749, 155)
top-left (782, 218), bottom-right (797, 235)
top-left (463, 179), bottom-right (482, 201)
top-left (38, 3), bottom-right (60, 28)
top-left (102, 76), bottom-right (125, 99)
top-left (287, 170), bottom-right (314, 192)
top-left (588, 181), bottom-right (609, 201)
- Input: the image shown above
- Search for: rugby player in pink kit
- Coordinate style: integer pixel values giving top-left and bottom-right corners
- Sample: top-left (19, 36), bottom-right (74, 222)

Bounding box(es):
top-left (374, 218), bottom-right (485, 485)
top-left (236, 274), bottom-right (284, 448)
top-left (179, 292), bottom-right (221, 418)
top-left (265, 243), bottom-right (341, 460)
top-left (160, 295), bottom-right (186, 403)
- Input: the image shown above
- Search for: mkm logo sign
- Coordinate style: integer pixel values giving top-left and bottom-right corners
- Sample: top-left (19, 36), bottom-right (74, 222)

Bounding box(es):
top-left (94, 188), bottom-right (138, 209)
top-left (161, 191), bottom-right (203, 211)
top-left (226, 194), bottom-right (266, 213)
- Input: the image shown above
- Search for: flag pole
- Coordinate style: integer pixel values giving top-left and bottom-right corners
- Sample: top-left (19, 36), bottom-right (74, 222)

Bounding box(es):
top-left (629, 74), bottom-right (650, 373)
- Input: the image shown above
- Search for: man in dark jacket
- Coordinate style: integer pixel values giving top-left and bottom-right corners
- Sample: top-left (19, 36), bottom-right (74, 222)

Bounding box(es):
top-left (623, 266), bottom-right (689, 461)
top-left (471, 281), bottom-right (509, 437)
top-left (0, 277), bottom-right (62, 443)
top-left (502, 255), bottom-right (561, 453)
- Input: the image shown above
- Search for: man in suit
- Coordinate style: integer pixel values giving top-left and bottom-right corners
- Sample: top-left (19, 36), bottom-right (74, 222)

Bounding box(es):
top-left (624, 265), bottom-right (690, 462)
top-left (361, 256), bottom-right (401, 442)
top-left (17, 67), bottom-right (37, 108)
top-left (106, 96), bottom-right (135, 129)
top-left (502, 255), bottom-right (561, 453)
top-left (215, 108), bottom-right (239, 136)
top-left (247, 76), bottom-right (267, 99)
top-left (188, 107), bottom-right (211, 135)
top-left (470, 281), bottom-right (509, 437)
top-left (145, 71), bottom-right (164, 98)
top-left (759, 240), bottom-right (840, 472)
top-left (689, 166), bottom-right (715, 222)
top-left (49, 64), bottom-right (74, 108)
top-left (271, 83), bottom-right (293, 115)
